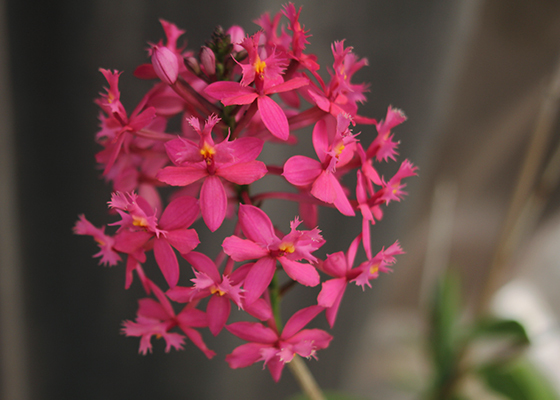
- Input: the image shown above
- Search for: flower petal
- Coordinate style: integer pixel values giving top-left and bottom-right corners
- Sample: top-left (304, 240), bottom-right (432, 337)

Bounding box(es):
top-left (200, 175), bottom-right (227, 232)
top-left (278, 257), bottom-right (319, 287)
top-left (207, 295), bottom-right (231, 336)
top-left (153, 238), bottom-right (179, 288)
top-left (243, 257), bottom-right (276, 305)
top-left (258, 95), bottom-right (289, 141)
top-left (282, 156), bottom-right (322, 186)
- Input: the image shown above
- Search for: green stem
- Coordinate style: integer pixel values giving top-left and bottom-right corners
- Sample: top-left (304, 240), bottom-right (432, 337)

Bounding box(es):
top-left (269, 272), bottom-right (283, 331)
top-left (287, 355), bottom-right (326, 400)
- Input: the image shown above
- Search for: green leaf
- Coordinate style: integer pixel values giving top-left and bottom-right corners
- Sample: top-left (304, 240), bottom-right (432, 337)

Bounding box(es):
top-left (478, 358), bottom-right (559, 400)
top-left (429, 272), bottom-right (462, 381)
top-left (470, 318), bottom-right (530, 345)
top-left (287, 390), bottom-right (366, 400)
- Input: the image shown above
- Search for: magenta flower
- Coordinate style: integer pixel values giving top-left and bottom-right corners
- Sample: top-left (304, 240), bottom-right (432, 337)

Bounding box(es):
top-left (222, 204), bottom-right (324, 305)
top-left (110, 192), bottom-right (200, 288)
top-left (225, 305), bottom-right (332, 381)
top-left (366, 106), bottom-right (407, 162)
top-left (95, 69), bottom-right (157, 175)
top-left (351, 241), bottom-right (404, 289)
top-left (283, 114), bottom-right (357, 216)
top-left (122, 281), bottom-right (215, 358)
top-left (74, 214), bottom-right (122, 266)
top-left (157, 115), bottom-right (267, 231)
top-left (204, 32), bottom-right (309, 140)
top-left (166, 251), bottom-right (243, 336)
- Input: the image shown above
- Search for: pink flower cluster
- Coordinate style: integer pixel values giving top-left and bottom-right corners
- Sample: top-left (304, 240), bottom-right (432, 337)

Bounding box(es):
top-left (75, 3), bottom-right (416, 381)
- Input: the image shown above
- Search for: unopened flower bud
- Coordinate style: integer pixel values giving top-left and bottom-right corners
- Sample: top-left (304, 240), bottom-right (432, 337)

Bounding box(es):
top-left (151, 45), bottom-right (179, 85)
top-left (185, 56), bottom-right (201, 75)
top-left (200, 46), bottom-right (216, 76)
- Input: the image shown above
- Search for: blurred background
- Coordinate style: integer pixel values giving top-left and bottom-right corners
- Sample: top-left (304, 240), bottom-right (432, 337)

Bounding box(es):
top-left (2, 0), bottom-right (560, 399)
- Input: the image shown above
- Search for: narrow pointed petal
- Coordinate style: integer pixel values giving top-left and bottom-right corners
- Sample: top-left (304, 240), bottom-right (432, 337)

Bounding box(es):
top-left (226, 343), bottom-right (268, 369)
top-left (258, 95), bottom-right (289, 141)
top-left (204, 81), bottom-right (254, 101)
top-left (226, 321), bottom-right (278, 343)
top-left (159, 195), bottom-right (199, 230)
top-left (200, 175), bottom-right (227, 232)
top-left (278, 257), bottom-right (319, 287)
top-left (207, 295), bottom-right (231, 336)
top-left (165, 228), bottom-right (199, 254)
top-left (238, 204), bottom-right (276, 245)
top-left (157, 165), bottom-right (208, 186)
top-left (217, 161), bottom-right (267, 185)
top-left (153, 238), bottom-right (179, 288)
top-left (222, 236), bottom-right (269, 261)
top-left (312, 119), bottom-right (329, 163)
top-left (243, 257), bottom-right (276, 305)
top-left (264, 77), bottom-right (309, 94)
top-left (317, 278), bottom-right (346, 308)
top-left (184, 251), bottom-right (221, 282)
top-left (181, 327), bottom-right (216, 359)
top-left (281, 305), bottom-right (323, 339)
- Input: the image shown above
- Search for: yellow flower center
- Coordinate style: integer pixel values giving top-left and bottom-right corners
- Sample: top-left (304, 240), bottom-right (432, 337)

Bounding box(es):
top-left (210, 286), bottom-right (226, 296)
top-left (335, 143), bottom-right (345, 157)
top-left (132, 215), bottom-right (149, 228)
top-left (200, 142), bottom-right (216, 160)
top-left (370, 263), bottom-right (379, 275)
top-left (279, 242), bottom-right (295, 254)
top-left (254, 55), bottom-right (267, 76)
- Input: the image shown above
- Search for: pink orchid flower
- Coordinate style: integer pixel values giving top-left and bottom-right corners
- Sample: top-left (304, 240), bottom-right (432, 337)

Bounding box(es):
top-left (157, 115), bottom-right (267, 231)
top-left (166, 251), bottom-right (244, 336)
top-left (73, 214), bottom-right (121, 266)
top-left (110, 192), bottom-right (200, 288)
top-left (222, 204), bottom-right (324, 305)
top-left (225, 305), bottom-right (332, 381)
top-left (204, 32), bottom-right (309, 140)
top-left (122, 281), bottom-right (215, 358)
top-left (283, 114), bottom-right (357, 216)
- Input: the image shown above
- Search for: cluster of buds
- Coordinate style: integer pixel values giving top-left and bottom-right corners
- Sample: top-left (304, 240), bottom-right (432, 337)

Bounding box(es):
top-left (75, 3), bottom-right (416, 382)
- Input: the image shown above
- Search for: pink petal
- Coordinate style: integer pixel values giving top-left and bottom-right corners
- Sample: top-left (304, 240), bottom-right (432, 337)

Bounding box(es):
top-left (226, 137), bottom-right (264, 162)
top-left (282, 156), bottom-right (322, 186)
top-left (244, 298), bottom-right (272, 321)
top-left (310, 170), bottom-right (337, 204)
top-left (222, 236), bottom-right (269, 261)
top-left (278, 257), bottom-right (319, 287)
top-left (258, 95), bottom-right (289, 141)
top-left (317, 278), bottom-right (346, 308)
top-left (312, 119), bottom-right (329, 163)
top-left (200, 175), bottom-right (227, 232)
top-left (264, 76), bottom-right (309, 95)
top-left (217, 161), bottom-right (267, 185)
top-left (204, 81), bottom-right (254, 101)
top-left (226, 343), bottom-right (268, 369)
top-left (184, 251), bottom-right (220, 282)
top-left (165, 228), bottom-right (199, 254)
top-left (243, 257), bottom-right (276, 305)
top-left (181, 326), bottom-right (216, 359)
top-left (226, 321), bottom-right (277, 343)
top-left (238, 204), bottom-right (276, 245)
top-left (157, 166), bottom-right (208, 186)
top-left (159, 195), bottom-right (199, 230)
top-left (153, 238), bottom-right (179, 288)
top-left (223, 92), bottom-right (259, 106)
top-left (322, 251), bottom-right (348, 277)
top-left (207, 295), bottom-right (231, 336)
top-left (281, 305), bottom-right (323, 339)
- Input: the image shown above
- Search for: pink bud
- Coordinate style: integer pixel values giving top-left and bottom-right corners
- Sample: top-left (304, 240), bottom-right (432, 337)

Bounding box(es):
top-left (151, 45), bottom-right (179, 85)
top-left (200, 46), bottom-right (216, 76)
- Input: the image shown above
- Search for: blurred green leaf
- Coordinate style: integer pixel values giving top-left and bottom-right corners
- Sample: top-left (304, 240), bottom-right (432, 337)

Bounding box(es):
top-left (287, 390), bottom-right (366, 400)
top-left (478, 358), bottom-right (559, 400)
top-left (470, 318), bottom-right (530, 345)
top-left (429, 272), bottom-right (462, 384)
